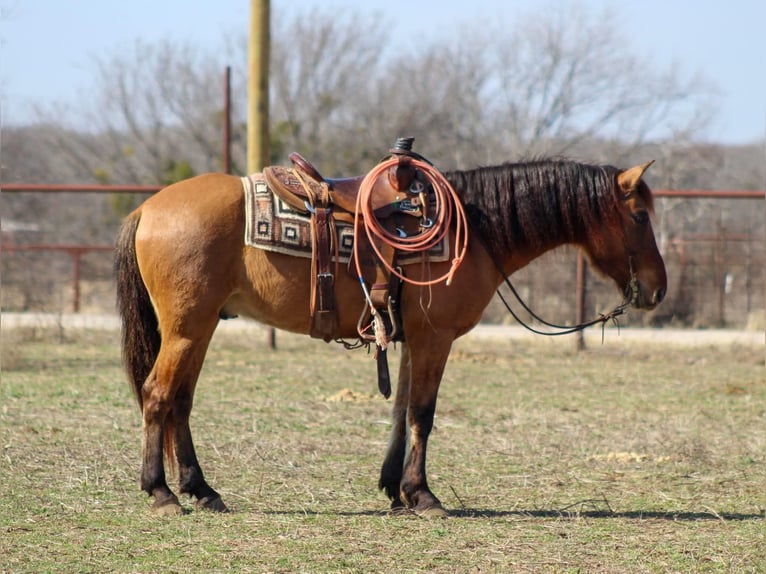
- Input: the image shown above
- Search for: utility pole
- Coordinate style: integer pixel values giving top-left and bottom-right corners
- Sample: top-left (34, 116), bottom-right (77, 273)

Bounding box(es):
top-left (248, 0), bottom-right (270, 175)
top-left (248, 0), bottom-right (275, 348)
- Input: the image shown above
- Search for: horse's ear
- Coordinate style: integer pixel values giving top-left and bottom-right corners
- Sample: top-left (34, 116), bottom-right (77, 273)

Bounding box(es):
top-left (617, 160), bottom-right (654, 196)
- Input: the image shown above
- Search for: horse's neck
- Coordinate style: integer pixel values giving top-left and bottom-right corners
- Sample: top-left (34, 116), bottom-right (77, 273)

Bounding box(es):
top-left (494, 235), bottom-right (577, 279)
top-left (465, 194), bottom-right (585, 278)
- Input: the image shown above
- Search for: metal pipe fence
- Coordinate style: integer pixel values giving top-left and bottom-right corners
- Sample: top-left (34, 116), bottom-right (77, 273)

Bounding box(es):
top-left (2, 186), bottom-right (763, 335)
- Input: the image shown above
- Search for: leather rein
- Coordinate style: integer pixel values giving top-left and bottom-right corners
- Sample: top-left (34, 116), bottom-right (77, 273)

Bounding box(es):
top-left (490, 251), bottom-right (639, 339)
top-left (484, 180), bottom-right (644, 339)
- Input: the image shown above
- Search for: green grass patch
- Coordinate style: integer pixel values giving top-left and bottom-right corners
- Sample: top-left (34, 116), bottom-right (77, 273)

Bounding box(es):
top-left (1, 327), bottom-right (763, 572)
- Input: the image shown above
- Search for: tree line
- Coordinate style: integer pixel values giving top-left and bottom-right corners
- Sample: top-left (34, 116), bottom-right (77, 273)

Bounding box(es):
top-left (1, 4), bottom-right (763, 325)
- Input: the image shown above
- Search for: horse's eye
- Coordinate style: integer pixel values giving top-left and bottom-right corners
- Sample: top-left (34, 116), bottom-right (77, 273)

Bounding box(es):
top-left (631, 211), bottom-right (649, 225)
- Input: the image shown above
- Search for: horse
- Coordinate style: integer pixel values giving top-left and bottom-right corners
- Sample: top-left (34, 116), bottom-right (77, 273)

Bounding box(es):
top-left (114, 157), bottom-right (667, 517)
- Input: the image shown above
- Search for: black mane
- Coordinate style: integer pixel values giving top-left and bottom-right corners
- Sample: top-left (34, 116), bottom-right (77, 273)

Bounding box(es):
top-left (446, 160), bottom-right (621, 257)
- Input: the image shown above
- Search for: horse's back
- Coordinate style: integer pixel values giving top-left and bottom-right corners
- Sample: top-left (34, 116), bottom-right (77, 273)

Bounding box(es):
top-left (139, 173), bottom-right (244, 226)
top-left (127, 171), bottom-right (493, 339)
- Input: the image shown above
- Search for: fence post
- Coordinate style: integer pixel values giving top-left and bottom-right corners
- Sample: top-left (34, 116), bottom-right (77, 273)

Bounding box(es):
top-left (71, 248), bottom-right (83, 313)
top-left (575, 250), bottom-right (587, 351)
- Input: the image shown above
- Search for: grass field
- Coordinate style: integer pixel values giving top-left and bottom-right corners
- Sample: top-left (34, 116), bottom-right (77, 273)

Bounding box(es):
top-left (1, 324), bottom-right (763, 573)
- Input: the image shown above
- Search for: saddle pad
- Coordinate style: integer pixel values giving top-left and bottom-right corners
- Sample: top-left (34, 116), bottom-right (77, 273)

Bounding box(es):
top-left (241, 173), bottom-right (448, 264)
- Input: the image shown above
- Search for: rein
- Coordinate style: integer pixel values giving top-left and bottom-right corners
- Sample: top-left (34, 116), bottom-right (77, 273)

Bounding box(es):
top-left (490, 252), bottom-right (637, 339)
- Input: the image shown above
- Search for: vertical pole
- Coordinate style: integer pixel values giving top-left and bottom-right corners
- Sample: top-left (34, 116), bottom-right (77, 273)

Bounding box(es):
top-left (248, 0), bottom-right (270, 174)
top-left (575, 250), bottom-right (587, 351)
top-left (714, 215), bottom-right (725, 326)
top-left (248, 0), bottom-right (275, 349)
top-left (72, 249), bottom-right (82, 313)
top-left (744, 236), bottom-right (751, 314)
top-left (223, 66), bottom-right (232, 175)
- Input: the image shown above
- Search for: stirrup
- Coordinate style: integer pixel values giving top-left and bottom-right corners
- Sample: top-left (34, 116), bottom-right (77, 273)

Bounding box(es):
top-left (356, 296), bottom-right (398, 344)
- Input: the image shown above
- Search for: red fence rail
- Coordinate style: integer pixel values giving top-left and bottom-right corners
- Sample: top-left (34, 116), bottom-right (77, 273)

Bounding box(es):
top-left (2, 185), bottom-right (763, 330)
top-left (1, 243), bottom-right (113, 312)
top-left (1, 183), bottom-right (764, 199)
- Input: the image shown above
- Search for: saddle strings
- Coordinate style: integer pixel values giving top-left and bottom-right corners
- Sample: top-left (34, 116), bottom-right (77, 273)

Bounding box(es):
top-left (293, 169), bottom-right (340, 319)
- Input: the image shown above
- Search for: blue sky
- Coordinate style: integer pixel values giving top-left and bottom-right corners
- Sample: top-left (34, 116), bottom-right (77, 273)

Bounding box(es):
top-left (1, 0), bottom-right (764, 144)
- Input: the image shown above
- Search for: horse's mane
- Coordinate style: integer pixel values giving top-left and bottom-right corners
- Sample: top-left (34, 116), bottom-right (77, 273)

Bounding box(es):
top-left (446, 159), bottom-right (646, 257)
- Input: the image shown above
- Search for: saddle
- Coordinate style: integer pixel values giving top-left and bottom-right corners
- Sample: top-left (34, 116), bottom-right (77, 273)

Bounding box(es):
top-left (264, 152), bottom-right (428, 224)
top-left (263, 139), bottom-right (436, 398)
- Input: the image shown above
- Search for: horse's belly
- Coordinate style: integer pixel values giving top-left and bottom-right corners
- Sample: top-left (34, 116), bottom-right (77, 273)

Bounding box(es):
top-left (227, 248), bottom-right (367, 337)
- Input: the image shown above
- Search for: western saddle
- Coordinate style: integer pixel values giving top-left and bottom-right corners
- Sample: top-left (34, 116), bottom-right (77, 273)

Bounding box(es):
top-left (264, 150), bottom-right (428, 224)
top-left (263, 138), bottom-right (437, 397)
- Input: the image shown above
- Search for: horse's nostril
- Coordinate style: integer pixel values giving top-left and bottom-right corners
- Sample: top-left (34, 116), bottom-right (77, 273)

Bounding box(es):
top-left (654, 287), bottom-right (666, 304)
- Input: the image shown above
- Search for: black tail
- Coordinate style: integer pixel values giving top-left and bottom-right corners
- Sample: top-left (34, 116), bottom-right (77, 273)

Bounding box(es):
top-left (114, 210), bottom-right (160, 411)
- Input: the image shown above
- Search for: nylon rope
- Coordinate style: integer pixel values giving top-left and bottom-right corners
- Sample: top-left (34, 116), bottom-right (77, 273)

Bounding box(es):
top-left (352, 156), bottom-right (469, 292)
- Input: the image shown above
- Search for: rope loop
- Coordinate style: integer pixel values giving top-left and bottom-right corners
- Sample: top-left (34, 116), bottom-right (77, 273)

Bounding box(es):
top-left (353, 157), bottom-right (469, 287)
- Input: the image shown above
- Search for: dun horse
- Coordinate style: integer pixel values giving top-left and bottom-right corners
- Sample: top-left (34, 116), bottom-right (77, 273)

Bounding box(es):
top-left (115, 157), bottom-right (666, 516)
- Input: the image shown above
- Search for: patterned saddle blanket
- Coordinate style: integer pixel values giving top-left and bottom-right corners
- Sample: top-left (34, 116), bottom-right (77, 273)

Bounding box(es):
top-left (242, 173), bottom-right (448, 264)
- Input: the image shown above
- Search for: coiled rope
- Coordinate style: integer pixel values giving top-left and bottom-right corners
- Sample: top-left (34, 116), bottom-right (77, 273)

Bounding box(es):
top-left (352, 156), bottom-right (469, 292)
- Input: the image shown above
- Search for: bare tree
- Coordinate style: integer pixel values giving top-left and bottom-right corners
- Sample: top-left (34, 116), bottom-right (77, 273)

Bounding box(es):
top-left (22, 4), bottom-right (720, 181)
top-left (353, 40), bottom-right (495, 170)
top-left (486, 4), bottom-right (717, 159)
top-left (32, 39), bottom-right (231, 187)
top-left (267, 8), bottom-right (387, 173)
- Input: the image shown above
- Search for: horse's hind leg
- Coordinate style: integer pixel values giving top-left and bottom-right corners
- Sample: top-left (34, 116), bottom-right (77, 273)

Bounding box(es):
top-left (171, 358), bottom-right (228, 512)
top-left (139, 344), bottom-right (185, 515)
top-left (141, 318), bottom-right (224, 514)
top-left (379, 343), bottom-right (411, 511)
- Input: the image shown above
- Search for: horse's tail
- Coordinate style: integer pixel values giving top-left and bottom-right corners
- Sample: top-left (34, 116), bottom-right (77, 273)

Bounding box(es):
top-left (114, 209), bottom-right (160, 412)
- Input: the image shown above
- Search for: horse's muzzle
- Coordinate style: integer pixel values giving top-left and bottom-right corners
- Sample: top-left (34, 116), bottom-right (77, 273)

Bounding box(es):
top-left (630, 282), bottom-right (666, 310)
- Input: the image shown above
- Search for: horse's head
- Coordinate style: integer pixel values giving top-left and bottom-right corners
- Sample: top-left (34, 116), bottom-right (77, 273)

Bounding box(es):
top-left (584, 161), bottom-right (667, 310)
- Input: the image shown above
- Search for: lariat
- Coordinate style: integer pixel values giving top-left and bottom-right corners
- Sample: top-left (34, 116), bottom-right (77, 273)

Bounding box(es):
top-left (352, 141), bottom-right (469, 397)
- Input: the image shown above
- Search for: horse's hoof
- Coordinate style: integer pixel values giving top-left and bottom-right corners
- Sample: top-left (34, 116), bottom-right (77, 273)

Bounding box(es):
top-left (151, 500), bottom-right (185, 516)
top-left (414, 504), bottom-right (449, 519)
top-left (195, 496), bottom-right (228, 513)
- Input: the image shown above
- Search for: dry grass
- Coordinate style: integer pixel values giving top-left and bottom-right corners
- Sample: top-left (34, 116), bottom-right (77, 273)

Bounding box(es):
top-left (0, 325), bottom-right (763, 573)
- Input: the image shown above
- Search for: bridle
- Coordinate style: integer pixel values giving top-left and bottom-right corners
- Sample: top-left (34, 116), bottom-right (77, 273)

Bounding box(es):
top-left (491, 249), bottom-right (640, 339)
top-left (489, 177), bottom-right (649, 339)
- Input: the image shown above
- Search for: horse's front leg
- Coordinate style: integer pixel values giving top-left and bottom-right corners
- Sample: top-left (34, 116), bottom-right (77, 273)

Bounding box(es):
top-left (379, 343), bottom-right (411, 510)
top-left (399, 335), bottom-right (453, 517)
